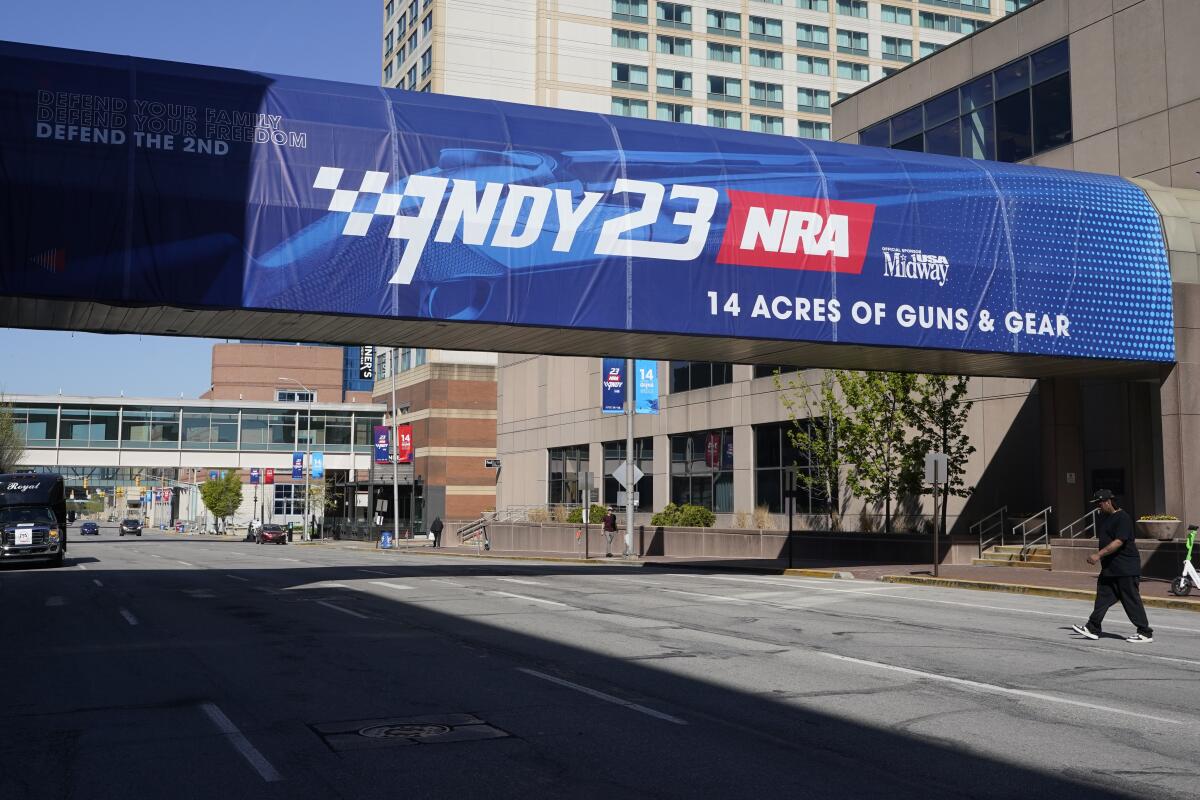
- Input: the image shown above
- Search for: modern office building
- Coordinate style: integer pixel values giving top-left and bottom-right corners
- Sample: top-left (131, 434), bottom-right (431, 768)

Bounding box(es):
top-left (381, 0), bottom-right (1025, 138)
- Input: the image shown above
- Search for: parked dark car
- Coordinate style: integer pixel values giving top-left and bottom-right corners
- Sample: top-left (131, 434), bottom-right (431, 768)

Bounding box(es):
top-left (79, 521), bottom-right (99, 536)
top-left (119, 519), bottom-right (143, 537)
top-left (258, 524), bottom-right (287, 545)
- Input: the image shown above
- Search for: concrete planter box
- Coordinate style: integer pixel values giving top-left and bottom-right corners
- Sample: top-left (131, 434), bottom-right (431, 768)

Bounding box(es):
top-left (1135, 519), bottom-right (1181, 541)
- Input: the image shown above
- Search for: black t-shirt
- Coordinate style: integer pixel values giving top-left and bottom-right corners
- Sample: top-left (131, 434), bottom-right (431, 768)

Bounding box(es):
top-left (1097, 509), bottom-right (1140, 577)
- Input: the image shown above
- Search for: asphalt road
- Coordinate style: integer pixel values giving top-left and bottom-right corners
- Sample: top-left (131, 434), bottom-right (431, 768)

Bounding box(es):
top-left (3, 526), bottom-right (1199, 799)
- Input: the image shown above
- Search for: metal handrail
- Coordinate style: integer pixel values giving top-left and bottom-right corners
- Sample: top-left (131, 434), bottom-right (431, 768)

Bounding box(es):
top-left (1016, 506), bottom-right (1052, 558)
top-left (1059, 508), bottom-right (1098, 540)
top-left (972, 506), bottom-right (1007, 556)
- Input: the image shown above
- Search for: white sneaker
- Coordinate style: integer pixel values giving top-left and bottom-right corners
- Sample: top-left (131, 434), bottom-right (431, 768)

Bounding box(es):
top-left (1126, 633), bottom-right (1154, 643)
top-left (1072, 624), bottom-right (1099, 640)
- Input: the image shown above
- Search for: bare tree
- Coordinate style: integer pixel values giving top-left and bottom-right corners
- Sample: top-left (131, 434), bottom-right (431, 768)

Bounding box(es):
top-left (0, 397), bottom-right (26, 473)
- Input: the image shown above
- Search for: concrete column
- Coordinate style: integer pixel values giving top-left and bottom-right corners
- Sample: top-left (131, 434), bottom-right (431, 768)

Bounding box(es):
top-left (1039, 377), bottom-right (1085, 532)
top-left (654, 433), bottom-right (670, 511)
top-left (733, 424), bottom-right (754, 514)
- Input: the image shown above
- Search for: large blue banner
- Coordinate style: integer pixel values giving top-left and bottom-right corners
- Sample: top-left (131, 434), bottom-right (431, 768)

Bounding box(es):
top-left (0, 41), bottom-right (1174, 364)
top-left (635, 360), bottom-right (658, 415)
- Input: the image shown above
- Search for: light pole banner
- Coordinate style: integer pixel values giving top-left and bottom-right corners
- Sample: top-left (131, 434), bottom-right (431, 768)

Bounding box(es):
top-left (292, 452), bottom-right (304, 480)
top-left (264, 468), bottom-right (275, 485)
top-left (635, 359), bottom-right (658, 415)
top-left (312, 452), bottom-right (324, 479)
top-left (602, 358), bottom-right (625, 414)
top-left (249, 467), bottom-right (261, 484)
top-left (373, 425), bottom-right (391, 464)
top-left (396, 423), bottom-right (414, 463)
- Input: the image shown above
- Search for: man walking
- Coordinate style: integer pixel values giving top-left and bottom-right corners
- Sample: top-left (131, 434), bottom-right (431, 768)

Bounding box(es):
top-left (1072, 489), bottom-right (1154, 643)
top-left (429, 516), bottom-right (444, 548)
top-left (602, 506), bottom-right (617, 558)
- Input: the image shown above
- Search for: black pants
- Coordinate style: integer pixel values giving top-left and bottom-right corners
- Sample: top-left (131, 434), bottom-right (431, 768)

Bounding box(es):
top-left (1087, 575), bottom-right (1152, 636)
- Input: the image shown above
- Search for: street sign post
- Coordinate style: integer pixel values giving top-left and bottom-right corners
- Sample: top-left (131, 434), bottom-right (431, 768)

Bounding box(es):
top-left (611, 461), bottom-right (644, 491)
top-left (925, 452), bottom-right (948, 577)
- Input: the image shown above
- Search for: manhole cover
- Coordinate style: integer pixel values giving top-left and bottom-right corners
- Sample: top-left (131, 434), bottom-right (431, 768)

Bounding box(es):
top-left (359, 723), bottom-right (452, 739)
top-left (312, 713), bottom-right (510, 751)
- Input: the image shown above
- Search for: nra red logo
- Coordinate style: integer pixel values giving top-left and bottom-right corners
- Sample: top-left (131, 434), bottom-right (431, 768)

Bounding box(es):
top-left (715, 190), bottom-right (876, 274)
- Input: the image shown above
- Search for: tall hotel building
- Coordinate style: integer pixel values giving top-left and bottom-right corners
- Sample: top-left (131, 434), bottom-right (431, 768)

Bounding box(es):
top-left (375, 0), bottom-right (1108, 532)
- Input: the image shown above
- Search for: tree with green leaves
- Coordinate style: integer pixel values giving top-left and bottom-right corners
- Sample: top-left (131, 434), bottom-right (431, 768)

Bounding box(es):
top-left (199, 471), bottom-right (244, 533)
top-left (0, 397), bottom-right (25, 473)
top-left (906, 374), bottom-right (975, 536)
top-left (776, 369), bottom-right (849, 531)
top-left (837, 370), bottom-right (919, 533)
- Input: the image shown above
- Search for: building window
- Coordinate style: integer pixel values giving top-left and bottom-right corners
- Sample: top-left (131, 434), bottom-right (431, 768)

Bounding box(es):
top-left (657, 34), bottom-right (692, 56)
top-left (796, 87), bottom-right (831, 115)
top-left (836, 29), bottom-right (868, 56)
top-left (407, 65), bottom-right (417, 87)
top-left (748, 15), bottom-right (782, 43)
top-left (836, 0), bottom-right (868, 18)
top-left (706, 42), bottom-right (742, 63)
top-left (405, 31), bottom-right (417, 56)
top-left (749, 80), bottom-right (783, 109)
top-left (181, 411), bottom-right (240, 450)
top-left (603, 438), bottom-right (654, 510)
top-left (749, 113), bottom-right (784, 134)
top-left (881, 4), bottom-right (912, 25)
top-left (754, 421), bottom-right (832, 515)
top-left (273, 484), bottom-right (303, 517)
top-left (420, 47), bottom-right (432, 77)
top-left (707, 109), bottom-right (742, 129)
top-left (276, 390), bottom-right (315, 403)
top-left (548, 445), bottom-right (590, 505)
top-left (385, 31), bottom-right (395, 55)
top-left (656, 68), bottom-right (692, 96)
top-left (59, 408), bottom-right (119, 448)
top-left (120, 408), bottom-right (180, 449)
top-left (670, 429), bottom-right (733, 513)
top-left (752, 365), bottom-right (798, 378)
top-left (613, 28), bottom-right (649, 49)
top-left (657, 1), bottom-right (692, 29)
top-left (613, 0), bottom-right (649, 23)
top-left (749, 47), bottom-right (783, 69)
top-left (386, 0), bottom-right (395, 19)
top-left (1006, 0), bottom-right (1035, 10)
top-left (657, 101), bottom-right (692, 123)
top-left (797, 119), bottom-right (832, 139)
top-left (707, 74), bottom-right (742, 104)
top-left (706, 9), bottom-right (741, 38)
top-left (797, 0), bottom-right (829, 10)
top-left (384, 60), bottom-right (394, 81)
top-left (836, 60), bottom-right (870, 81)
top-left (612, 62), bottom-right (649, 90)
top-left (612, 97), bottom-right (650, 117)
top-left (422, 14), bottom-right (432, 36)
top-left (864, 38), bottom-right (1070, 162)
top-left (882, 36), bottom-right (912, 62)
top-left (919, 41), bottom-right (945, 58)
top-left (669, 361), bottom-right (732, 392)
top-left (796, 55), bottom-right (830, 75)
top-left (407, 1), bottom-right (418, 24)
top-left (796, 23), bottom-right (830, 51)
top-left (919, 11), bottom-right (983, 34)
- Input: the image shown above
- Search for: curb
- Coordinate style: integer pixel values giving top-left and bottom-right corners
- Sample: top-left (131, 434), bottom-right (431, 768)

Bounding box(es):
top-left (879, 574), bottom-right (1200, 612)
top-left (784, 568), bottom-right (856, 580)
top-left (376, 548), bottom-right (647, 566)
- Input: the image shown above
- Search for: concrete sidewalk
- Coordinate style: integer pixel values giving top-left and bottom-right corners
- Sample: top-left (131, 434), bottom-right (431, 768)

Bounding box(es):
top-left (343, 540), bottom-right (1200, 612)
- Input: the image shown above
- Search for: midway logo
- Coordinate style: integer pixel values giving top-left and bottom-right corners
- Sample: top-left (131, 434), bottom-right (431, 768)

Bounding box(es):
top-left (715, 190), bottom-right (876, 274)
top-left (881, 247), bottom-right (949, 287)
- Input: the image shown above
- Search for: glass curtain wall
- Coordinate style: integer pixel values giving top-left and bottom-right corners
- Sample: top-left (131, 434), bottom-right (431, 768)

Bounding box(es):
top-left (669, 428), bottom-right (734, 512)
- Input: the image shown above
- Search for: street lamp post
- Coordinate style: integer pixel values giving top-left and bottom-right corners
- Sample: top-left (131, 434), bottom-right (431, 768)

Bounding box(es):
top-left (279, 376), bottom-right (314, 542)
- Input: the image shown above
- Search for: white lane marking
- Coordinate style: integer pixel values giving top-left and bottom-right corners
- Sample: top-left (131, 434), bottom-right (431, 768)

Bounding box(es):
top-left (432, 579), bottom-right (465, 587)
top-left (119, 608), bottom-right (139, 626)
top-left (321, 583), bottom-right (350, 589)
top-left (176, 560), bottom-right (195, 567)
top-left (46, 596), bottom-right (65, 607)
top-left (490, 590), bottom-right (569, 608)
top-left (517, 668), bottom-right (687, 725)
top-left (660, 588), bottom-right (750, 604)
top-left (314, 600), bottom-right (368, 619)
top-left (92, 579), bottom-right (103, 587)
top-left (254, 586), bottom-right (282, 596)
top-left (225, 575), bottom-right (249, 582)
top-left (821, 652), bottom-right (1185, 725)
top-left (76, 564), bottom-right (87, 570)
top-left (496, 577), bottom-right (546, 587)
top-left (368, 581), bottom-right (415, 591)
top-left (199, 702), bottom-right (282, 783)
top-left (357, 569), bottom-right (392, 576)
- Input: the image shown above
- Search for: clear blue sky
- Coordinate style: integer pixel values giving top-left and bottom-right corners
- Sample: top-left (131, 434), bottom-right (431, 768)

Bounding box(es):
top-left (0, 1), bottom-right (378, 399)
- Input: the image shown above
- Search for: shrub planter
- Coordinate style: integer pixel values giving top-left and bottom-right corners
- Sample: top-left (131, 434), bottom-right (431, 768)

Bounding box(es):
top-left (1135, 519), bottom-right (1181, 541)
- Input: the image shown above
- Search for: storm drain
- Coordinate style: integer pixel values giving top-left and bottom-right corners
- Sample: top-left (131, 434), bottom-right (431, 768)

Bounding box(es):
top-left (311, 713), bottom-right (509, 751)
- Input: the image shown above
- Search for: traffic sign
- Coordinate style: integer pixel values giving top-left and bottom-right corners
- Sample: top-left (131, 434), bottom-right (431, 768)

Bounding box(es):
top-left (611, 461), bottom-right (644, 490)
top-left (924, 452), bottom-right (948, 484)
top-left (484, 458), bottom-right (502, 468)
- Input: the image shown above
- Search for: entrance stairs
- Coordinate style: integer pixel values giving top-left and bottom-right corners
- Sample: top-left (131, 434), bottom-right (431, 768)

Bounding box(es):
top-left (973, 544), bottom-right (1052, 569)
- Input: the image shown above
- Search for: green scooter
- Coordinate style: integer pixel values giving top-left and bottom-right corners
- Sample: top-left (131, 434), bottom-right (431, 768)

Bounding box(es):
top-left (1169, 526), bottom-right (1199, 596)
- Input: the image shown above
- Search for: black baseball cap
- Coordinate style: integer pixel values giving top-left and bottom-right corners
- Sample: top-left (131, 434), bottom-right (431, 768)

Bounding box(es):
top-left (1091, 489), bottom-right (1115, 503)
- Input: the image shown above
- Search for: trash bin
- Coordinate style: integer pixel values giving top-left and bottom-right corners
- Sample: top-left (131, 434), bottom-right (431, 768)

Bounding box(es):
top-left (287, 522), bottom-right (294, 542)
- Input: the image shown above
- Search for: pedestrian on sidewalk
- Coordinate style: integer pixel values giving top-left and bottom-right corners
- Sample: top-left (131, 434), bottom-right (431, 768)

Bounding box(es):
top-left (1072, 489), bottom-right (1154, 643)
top-left (429, 516), bottom-right (443, 548)
top-left (602, 506), bottom-right (617, 557)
